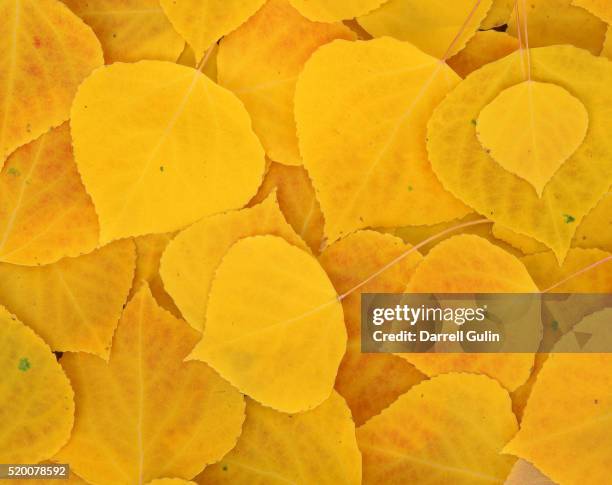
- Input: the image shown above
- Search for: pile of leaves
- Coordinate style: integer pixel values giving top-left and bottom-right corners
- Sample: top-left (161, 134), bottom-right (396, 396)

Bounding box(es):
top-left (0, 0), bottom-right (611, 483)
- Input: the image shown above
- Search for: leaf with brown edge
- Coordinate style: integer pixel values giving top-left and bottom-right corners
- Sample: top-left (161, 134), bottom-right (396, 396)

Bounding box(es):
top-left (249, 161), bottom-right (325, 253)
top-left (357, 373), bottom-right (518, 484)
top-left (0, 240), bottom-right (135, 358)
top-left (197, 392), bottom-right (361, 484)
top-left (63, 0), bottom-right (185, 63)
top-left (0, 0), bottom-right (103, 165)
top-left (56, 285), bottom-right (246, 485)
top-left (161, 193), bottom-right (308, 331)
top-left (218, 0), bottom-right (355, 166)
top-left (0, 306), bottom-right (74, 464)
top-left (401, 234), bottom-right (537, 391)
top-left (189, 235), bottom-right (346, 413)
top-left (319, 230), bottom-right (425, 426)
top-left (0, 123), bottom-right (98, 266)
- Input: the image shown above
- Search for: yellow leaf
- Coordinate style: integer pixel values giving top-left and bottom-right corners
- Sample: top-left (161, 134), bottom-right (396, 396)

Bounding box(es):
top-left (492, 224), bottom-right (548, 254)
top-left (447, 30), bottom-right (519, 78)
top-left (357, 373), bottom-right (518, 484)
top-left (504, 353), bottom-right (612, 485)
top-left (504, 459), bottom-right (556, 485)
top-left (482, 0), bottom-right (515, 29)
top-left (189, 235), bottom-right (346, 413)
top-left (71, 61), bottom-right (265, 244)
top-left (131, 232), bottom-right (181, 317)
top-left (0, 0), bottom-right (103, 165)
top-left (0, 307), bottom-right (74, 463)
top-left (477, 81), bottom-right (589, 196)
top-left (197, 392), bottom-right (362, 484)
top-left (522, 247), bottom-right (612, 292)
top-left (0, 123), bottom-right (98, 266)
top-left (427, 46), bottom-right (612, 261)
top-left (147, 480), bottom-right (196, 485)
top-left (249, 162), bottom-right (325, 253)
top-left (573, 191), bottom-right (612, 252)
top-left (510, 353), bottom-right (549, 422)
top-left (288, 0), bottom-right (387, 22)
top-left (159, 0), bottom-right (266, 61)
top-left (160, 193), bottom-right (307, 331)
top-left (218, 0), bottom-right (355, 166)
top-left (603, 25), bottom-right (612, 58)
top-left (62, 0), bottom-right (184, 63)
top-left (10, 466), bottom-right (88, 485)
top-left (295, 38), bottom-right (470, 242)
top-left (0, 240), bottom-right (135, 358)
top-left (572, 0), bottom-right (612, 23)
top-left (402, 235), bottom-right (537, 391)
top-left (56, 285), bottom-right (245, 485)
top-left (357, 0), bottom-right (493, 59)
top-left (507, 0), bottom-right (607, 55)
top-left (319, 230), bottom-right (425, 426)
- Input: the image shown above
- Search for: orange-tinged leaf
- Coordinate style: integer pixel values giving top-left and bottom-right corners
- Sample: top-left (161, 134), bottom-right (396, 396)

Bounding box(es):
top-left (0, 307), bottom-right (74, 463)
top-left (572, 0), bottom-right (612, 23)
top-left (189, 235), bottom-right (346, 413)
top-left (357, 0), bottom-right (493, 59)
top-left (56, 285), bottom-right (246, 485)
top-left (147, 480), bottom-right (196, 485)
top-left (603, 26), bottom-right (612, 58)
top-left (0, 240), bottom-right (135, 358)
top-left (288, 0), bottom-right (387, 22)
top-left (218, 0), bottom-right (355, 166)
top-left (504, 459), bottom-right (556, 485)
top-left (504, 354), bottom-right (612, 485)
top-left (507, 0), bottom-right (607, 55)
top-left (131, 232), bottom-right (180, 317)
top-left (71, 61), bottom-right (265, 244)
top-left (197, 392), bottom-right (362, 484)
top-left (522, 248), bottom-right (612, 292)
top-left (161, 194), bottom-right (307, 331)
top-left (447, 30), bottom-right (519, 79)
top-left (0, 123), bottom-right (98, 266)
top-left (0, 0), bottom-right (103, 165)
top-left (357, 373), bottom-right (518, 484)
top-left (295, 38), bottom-right (470, 242)
top-left (159, 0), bottom-right (266, 61)
top-left (482, 0), bottom-right (514, 29)
top-left (477, 81), bottom-right (589, 196)
top-left (427, 46), bottom-right (612, 261)
top-left (403, 235), bottom-right (537, 391)
top-left (319, 230), bottom-right (425, 426)
top-left (63, 0), bottom-right (184, 63)
top-left (510, 353), bottom-right (549, 422)
top-left (249, 162), bottom-right (325, 253)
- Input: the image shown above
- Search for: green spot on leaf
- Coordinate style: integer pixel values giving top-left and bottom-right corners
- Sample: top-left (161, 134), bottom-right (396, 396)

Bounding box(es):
top-left (18, 357), bottom-right (31, 372)
top-left (563, 214), bottom-right (575, 224)
top-left (7, 167), bottom-right (20, 177)
top-left (407, 185), bottom-right (413, 192)
top-left (470, 119), bottom-right (477, 126)
top-left (222, 464), bottom-right (228, 471)
top-left (551, 320), bottom-right (559, 331)
top-left (160, 166), bottom-right (164, 172)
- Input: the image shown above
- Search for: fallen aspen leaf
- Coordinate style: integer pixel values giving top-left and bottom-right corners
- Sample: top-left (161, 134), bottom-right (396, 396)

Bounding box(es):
top-left (0, 0), bottom-right (103, 166)
top-left (63, 0), bottom-right (184, 63)
top-left (249, 162), bottom-right (325, 253)
top-left (476, 81), bottom-right (589, 196)
top-left (189, 235), bottom-right (346, 413)
top-left (358, 373), bottom-right (518, 484)
top-left (507, 0), bottom-right (607, 55)
top-left (504, 353), bottom-right (612, 485)
top-left (504, 459), bottom-right (557, 485)
top-left (572, 0), bottom-right (612, 23)
top-left (161, 193), bottom-right (307, 331)
top-left (428, 46), bottom-right (612, 261)
top-left (71, 61), bottom-right (265, 243)
top-left (147, 480), bottom-right (196, 485)
top-left (218, 0), bottom-right (355, 166)
top-left (357, 0), bottom-right (493, 59)
top-left (0, 123), bottom-right (99, 266)
top-left (482, 0), bottom-right (514, 29)
top-left (288, 0), bottom-right (387, 22)
top-left (295, 37), bottom-right (470, 242)
top-left (0, 306), bottom-right (74, 463)
top-left (197, 392), bottom-right (361, 484)
top-left (160, 0), bottom-right (266, 61)
top-left (57, 285), bottom-right (246, 485)
top-left (319, 230), bottom-right (425, 426)
top-left (0, 240), bottom-right (135, 358)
